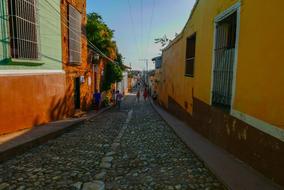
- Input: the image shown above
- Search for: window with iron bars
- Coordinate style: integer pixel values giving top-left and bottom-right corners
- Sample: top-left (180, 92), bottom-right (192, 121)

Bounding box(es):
top-left (185, 33), bottom-right (196, 77)
top-left (212, 12), bottom-right (237, 111)
top-left (8, 0), bottom-right (39, 60)
top-left (68, 4), bottom-right (81, 65)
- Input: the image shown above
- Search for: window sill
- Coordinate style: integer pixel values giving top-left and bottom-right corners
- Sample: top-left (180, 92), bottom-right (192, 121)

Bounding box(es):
top-left (68, 62), bottom-right (81, 66)
top-left (212, 103), bottom-right (231, 113)
top-left (185, 74), bottom-right (194, 78)
top-left (0, 58), bottom-right (44, 66)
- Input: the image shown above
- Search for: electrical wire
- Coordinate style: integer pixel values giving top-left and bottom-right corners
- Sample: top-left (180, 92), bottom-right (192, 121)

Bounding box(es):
top-left (127, 0), bottom-right (140, 59)
top-left (140, 0), bottom-right (143, 59)
top-left (44, 0), bottom-right (117, 63)
top-left (146, 0), bottom-right (156, 57)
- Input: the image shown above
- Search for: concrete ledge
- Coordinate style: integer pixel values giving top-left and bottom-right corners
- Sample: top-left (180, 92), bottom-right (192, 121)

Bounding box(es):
top-left (0, 106), bottom-right (112, 163)
top-left (0, 70), bottom-right (65, 76)
top-left (150, 100), bottom-right (282, 190)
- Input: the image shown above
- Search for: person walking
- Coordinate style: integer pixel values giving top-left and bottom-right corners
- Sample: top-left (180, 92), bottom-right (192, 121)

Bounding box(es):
top-left (111, 89), bottom-right (116, 105)
top-left (93, 90), bottom-right (101, 110)
top-left (143, 87), bottom-right (148, 101)
top-left (116, 90), bottom-right (123, 109)
top-left (136, 90), bottom-right (140, 102)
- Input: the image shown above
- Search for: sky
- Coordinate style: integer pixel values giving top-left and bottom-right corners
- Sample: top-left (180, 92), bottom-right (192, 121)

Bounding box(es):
top-left (86, 0), bottom-right (196, 70)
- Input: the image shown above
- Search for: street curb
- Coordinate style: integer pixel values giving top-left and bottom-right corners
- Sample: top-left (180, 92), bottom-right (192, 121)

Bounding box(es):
top-left (0, 106), bottom-right (113, 163)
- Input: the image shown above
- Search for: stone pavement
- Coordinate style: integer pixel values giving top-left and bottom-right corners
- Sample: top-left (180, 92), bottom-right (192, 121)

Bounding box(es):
top-left (0, 94), bottom-right (225, 190)
top-left (0, 107), bottom-right (112, 162)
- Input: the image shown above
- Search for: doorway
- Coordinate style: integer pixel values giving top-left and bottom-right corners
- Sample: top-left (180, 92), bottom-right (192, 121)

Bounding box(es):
top-left (212, 11), bottom-right (238, 111)
top-left (74, 77), bottom-right (80, 109)
top-left (94, 72), bottom-right (97, 91)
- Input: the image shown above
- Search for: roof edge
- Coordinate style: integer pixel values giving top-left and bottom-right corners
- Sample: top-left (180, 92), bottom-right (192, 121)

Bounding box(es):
top-left (162, 0), bottom-right (200, 51)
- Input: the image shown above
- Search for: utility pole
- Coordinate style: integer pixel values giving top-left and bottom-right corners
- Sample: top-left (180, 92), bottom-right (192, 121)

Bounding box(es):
top-left (138, 59), bottom-right (148, 85)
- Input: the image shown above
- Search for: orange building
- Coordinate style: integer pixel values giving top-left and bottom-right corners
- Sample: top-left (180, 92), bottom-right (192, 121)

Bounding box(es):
top-left (0, 0), bottom-right (95, 134)
top-left (60, 0), bottom-right (94, 116)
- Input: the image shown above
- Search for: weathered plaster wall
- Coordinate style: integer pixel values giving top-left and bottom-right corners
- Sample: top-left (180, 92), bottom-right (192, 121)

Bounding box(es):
top-left (161, 36), bottom-right (194, 114)
top-left (0, 72), bottom-right (66, 135)
top-left (38, 0), bottom-right (62, 70)
top-left (233, 1), bottom-right (284, 128)
top-left (0, 0), bottom-right (67, 134)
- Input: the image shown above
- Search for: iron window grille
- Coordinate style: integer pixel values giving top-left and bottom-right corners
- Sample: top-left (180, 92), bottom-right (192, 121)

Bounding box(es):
top-left (185, 33), bottom-right (196, 77)
top-left (8, 0), bottom-right (40, 60)
top-left (212, 12), bottom-right (237, 111)
top-left (68, 4), bottom-right (81, 65)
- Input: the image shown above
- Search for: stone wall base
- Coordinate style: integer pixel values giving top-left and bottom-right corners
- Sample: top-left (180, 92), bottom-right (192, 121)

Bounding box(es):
top-left (166, 96), bottom-right (284, 187)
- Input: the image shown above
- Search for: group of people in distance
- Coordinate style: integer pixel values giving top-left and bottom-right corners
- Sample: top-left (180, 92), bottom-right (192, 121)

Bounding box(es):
top-left (136, 87), bottom-right (149, 102)
top-left (93, 89), bottom-right (123, 110)
top-left (110, 89), bottom-right (123, 109)
top-left (93, 81), bottom-right (158, 110)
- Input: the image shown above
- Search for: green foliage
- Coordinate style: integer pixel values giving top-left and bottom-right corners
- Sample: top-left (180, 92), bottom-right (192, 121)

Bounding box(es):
top-left (87, 12), bottom-right (125, 92)
top-left (115, 52), bottom-right (125, 71)
top-left (101, 96), bottom-right (110, 107)
top-left (102, 62), bottom-right (123, 91)
top-left (87, 12), bottom-right (116, 56)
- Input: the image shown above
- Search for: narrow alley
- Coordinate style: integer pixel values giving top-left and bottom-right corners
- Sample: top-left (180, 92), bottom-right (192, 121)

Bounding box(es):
top-left (0, 94), bottom-right (224, 190)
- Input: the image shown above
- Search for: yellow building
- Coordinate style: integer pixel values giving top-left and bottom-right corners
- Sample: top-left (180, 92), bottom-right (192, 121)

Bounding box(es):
top-left (159, 0), bottom-right (284, 186)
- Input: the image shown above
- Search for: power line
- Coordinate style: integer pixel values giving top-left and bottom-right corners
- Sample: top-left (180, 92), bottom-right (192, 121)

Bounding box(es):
top-left (140, 0), bottom-right (143, 59)
top-left (44, 0), bottom-right (116, 63)
top-left (127, 0), bottom-right (140, 59)
top-left (146, 0), bottom-right (156, 57)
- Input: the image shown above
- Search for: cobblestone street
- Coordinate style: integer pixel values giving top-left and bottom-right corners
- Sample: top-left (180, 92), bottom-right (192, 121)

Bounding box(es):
top-left (0, 94), bottom-right (225, 190)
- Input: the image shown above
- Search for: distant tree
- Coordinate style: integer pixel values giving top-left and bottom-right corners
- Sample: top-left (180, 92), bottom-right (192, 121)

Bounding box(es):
top-left (115, 52), bottom-right (126, 71)
top-left (87, 12), bottom-right (124, 92)
top-left (154, 35), bottom-right (170, 49)
top-left (87, 12), bottom-right (116, 57)
top-left (102, 62), bottom-right (123, 91)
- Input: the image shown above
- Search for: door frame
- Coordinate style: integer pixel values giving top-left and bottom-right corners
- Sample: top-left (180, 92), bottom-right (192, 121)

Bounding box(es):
top-left (210, 1), bottom-right (241, 115)
top-left (74, 77), bottom-right (81, 109)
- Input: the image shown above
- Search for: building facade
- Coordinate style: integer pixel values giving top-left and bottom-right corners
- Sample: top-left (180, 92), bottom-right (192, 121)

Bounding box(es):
top-left (0, 0), bottom-right (95, 134)
top-left (117, 71), bottom-right (128, 95)
top-left (158, 0), bottom-right (284, 185)
top-left (0, 0), bottom-right (65, 134)
top-left (151, 56), bottom-right (162, 95)
top-left (61, 0), bottom-right (94, 115)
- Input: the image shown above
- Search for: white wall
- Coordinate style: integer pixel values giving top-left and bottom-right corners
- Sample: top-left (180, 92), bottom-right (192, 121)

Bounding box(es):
top-left (117, 71), bottom-right (128, 94)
